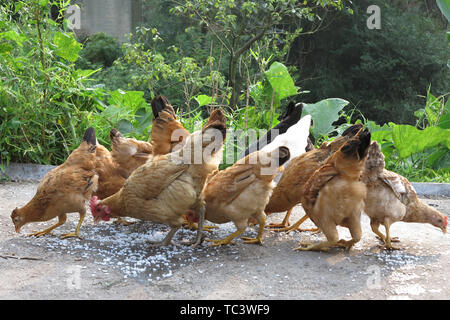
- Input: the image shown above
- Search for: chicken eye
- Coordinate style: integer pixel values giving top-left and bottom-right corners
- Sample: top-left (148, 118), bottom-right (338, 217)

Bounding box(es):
top-left (96, 208), bottom-right (101, 213)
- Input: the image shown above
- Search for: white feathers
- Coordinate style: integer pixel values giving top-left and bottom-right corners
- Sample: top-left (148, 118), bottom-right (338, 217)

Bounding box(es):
top-left (260, 114), bottom-right (312, 161)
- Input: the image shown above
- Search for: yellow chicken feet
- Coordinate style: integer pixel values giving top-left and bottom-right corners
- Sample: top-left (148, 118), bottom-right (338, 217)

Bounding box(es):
top-left (207, 229), bottom-right (245, 247)
top-left (274, 214), bottom-right (319, 233)
top-left (28, 214), bottom-right (67, 238)
top-left (28, 228), bottom-right (57, 238)
top-left (113, 218), bottom-right (135, 226)
top-left (147, 227), bottom-right (180, 247)
top-left (183, 221), bottom-right (218, 233)
top-left (242, 214), bottom-right (266, 245)
top-left (337, 239), bottom-right (358, 251)
top-left (372, 220), bottom-right (400, 250)
top-left (294, 240), bottom-right (348, 252)
top-left (61, 211), bottom-right (85, 239)
top-left (183, 212), bottom-right (218, 233)
top-left (266, 208), bottom-right (292, 229)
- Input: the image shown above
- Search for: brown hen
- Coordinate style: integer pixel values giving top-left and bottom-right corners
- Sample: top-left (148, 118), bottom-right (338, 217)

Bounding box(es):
top-left (11, 128), bottom-right (98, 239)
top-left (265, 124), bottom-right (363, 231)
top-left (202, 146), bottom-right (290, 246)
top-left (295, 128), bottom-right (371, 252)
top-left (90, 110), bottom-right (226, 246)
top-left (362, 141), bottom-right (447, 250)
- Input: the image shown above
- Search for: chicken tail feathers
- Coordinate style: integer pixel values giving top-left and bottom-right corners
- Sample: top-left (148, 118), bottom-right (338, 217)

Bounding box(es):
top-left (341, 128), bottom-right (371, 160)
top-left (278, 146), bottom-right (291, 166)
top-left (357, 129), bottom-right (371, 159)
top-left (83, 127), bottom-right (97, 152)
top-left (278, 101), bottom-right (301, 121)
top-left (152, 95), bottom-right (176, 119)
top-left (109, 128), bottom-right (123, 141)
top-left (341, 123), bottom-right (364, 138)
top-left (203, 109), bottom-right (227, 140)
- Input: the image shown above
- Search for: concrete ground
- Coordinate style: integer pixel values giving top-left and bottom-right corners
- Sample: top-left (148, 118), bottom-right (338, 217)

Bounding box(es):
top-left (1, 181), bottom-right (450, 300)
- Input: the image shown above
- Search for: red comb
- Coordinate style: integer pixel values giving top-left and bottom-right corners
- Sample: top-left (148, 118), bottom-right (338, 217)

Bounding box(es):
top-left (90, 196), bottom-right (98, 215)
top-left (445, 216), bottom-right (448, 227)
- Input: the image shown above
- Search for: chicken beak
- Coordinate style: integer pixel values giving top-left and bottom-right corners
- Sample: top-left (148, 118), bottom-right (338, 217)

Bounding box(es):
top-left (93, 216), bottom-right (101, 225)
top-left (442, 227), bottom-right (447, 234)
top-left (15, 225), bottom-right (21, 233)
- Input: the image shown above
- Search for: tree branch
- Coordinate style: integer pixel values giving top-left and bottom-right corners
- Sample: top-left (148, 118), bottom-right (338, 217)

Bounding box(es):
top-left (234, 26), bottom-right (268, 59)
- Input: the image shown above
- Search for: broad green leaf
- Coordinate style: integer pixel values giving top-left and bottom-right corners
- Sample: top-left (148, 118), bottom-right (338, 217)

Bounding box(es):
top-left (0, 30), bottom-right (26, 46)
top-left (135, 108), bottom-right (153, 129)
top-left (194, 94), bottom-right (215, 107)
top-left (108, 90), bottom-right (147, 112)
top-left (264, 62), bottom-right (299, 106)
top-left (437, 0), bottom-right (450, 22)
top-left (427, 147), bottom-right (450, 169)
top-left (53, 32), bottom-right (82, 62)
top-left (380, 142), bottom-right (395, 160)
top-left (302, 98), bottom-right (349, 139)
top-left (117, 119), bottom-right (134, 135)
top-left (74, 68), bottom-right (101, 81)
top-left (392, 125), bottom-right (450, 159)
top-left (366, 120), bottom-right (393, 143)
top-left (438, 98), bottom-right (450, 129)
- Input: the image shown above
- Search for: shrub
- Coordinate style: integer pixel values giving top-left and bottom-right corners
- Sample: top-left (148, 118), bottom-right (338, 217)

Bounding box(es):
top-left (76, 32), bottom-right (123, 69)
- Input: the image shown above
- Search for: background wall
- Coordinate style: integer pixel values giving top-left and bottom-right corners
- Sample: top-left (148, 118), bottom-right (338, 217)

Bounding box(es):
top-left (72, 0), bottom-right (142, 42)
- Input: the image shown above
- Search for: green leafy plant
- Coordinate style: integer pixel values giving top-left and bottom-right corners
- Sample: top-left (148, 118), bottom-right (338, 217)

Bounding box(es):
top-left (301, 98), bottom-right (349, 140)
top-left (76, 32), bottom-right (123, 69)
top-left (0, 0), bottom-right (104, 165)
top-left (368, 90), bottom-right (450, 182)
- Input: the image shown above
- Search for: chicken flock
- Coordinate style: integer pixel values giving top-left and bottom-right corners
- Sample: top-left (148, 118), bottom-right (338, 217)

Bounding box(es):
top-left (11, 96), bottom-right (447, 253)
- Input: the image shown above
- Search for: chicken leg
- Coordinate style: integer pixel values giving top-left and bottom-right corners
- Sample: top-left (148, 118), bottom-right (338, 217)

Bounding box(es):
top-left (294, 240), bottom-right (350, 252)
top-left (370, 220), bottom-right (400, 249)
top-left (274, 214), bottom-right (319, 233)
top-left (207, 229), bottom-right (245, 247)
top-left (381, 220), bottom-right (400, 250)
top-left (147, 227), bottom-right (180, 247)
top-left (183, 218), bottom-right (218, 233)
top-left (295, 216), bottom-right (361, 252)
top-left (266, 208), bottom-right (293, 229)
top-left (113, 218), bottom-right (135, 226)
top-left (242, 212), bottom-right (266, 245)
top-left (28, 214), bottom-right (67, 238)
top-left (189, 205), bottom-right (206, 247)
top-left (61, 210), bottom-right (85, 239)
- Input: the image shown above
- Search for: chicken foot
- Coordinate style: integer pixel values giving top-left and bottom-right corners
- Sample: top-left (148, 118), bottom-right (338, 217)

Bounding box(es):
top-left (266, 208), bottom-right (293, 229)
top-left (147, 227), bottom-right (180, 247)
top-left (61, 210), bottom-right (86, 239)
top-left (294, 240), bottom-right (350, 252)
top-left (370, 220), bottom-right (400, 250)
top-left (113, 218), bottom-right (135, 226)
top-left (183, 219), bottom-right (218, 233)
top-left (273, 214), bottom-right (319, 233)
top-left (295, 218), bottom-right (361, 252)
top-left (380, 220), bottom-right (400, 250)
top-left (28, 214), bottom-right (67, 238)
top-left (207, 229), bottom-right (245, 247)
top-left (242, 213), bottom-right (266, 245)
top-left (188, 205), bottom-right (206, 248)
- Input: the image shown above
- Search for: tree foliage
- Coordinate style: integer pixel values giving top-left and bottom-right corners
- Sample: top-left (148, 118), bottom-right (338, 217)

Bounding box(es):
top-left (171, 0), bottom-right (348, 108)
top-left (291, 0), bottom-right (449, 125)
